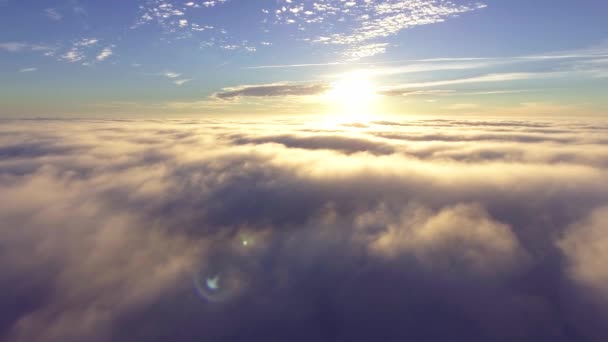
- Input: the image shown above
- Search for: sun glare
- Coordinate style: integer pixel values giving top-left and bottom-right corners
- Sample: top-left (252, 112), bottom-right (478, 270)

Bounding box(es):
top-left (324, 73), bottom-right (379, 121)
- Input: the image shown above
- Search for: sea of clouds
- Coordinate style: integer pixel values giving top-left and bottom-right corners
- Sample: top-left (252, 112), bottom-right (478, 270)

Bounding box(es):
top-left (1, 117), bottom-right (608, 341)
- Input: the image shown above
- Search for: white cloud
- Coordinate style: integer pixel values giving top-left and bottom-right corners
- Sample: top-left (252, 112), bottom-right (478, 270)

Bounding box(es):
top-left (96, 47), bottom-right (113, 61)
top-left (58, 38), bottom-right (100, 63)
top-left (559, 206), bottom-right (608, 302)
top-left (60, 49), bottom-right (83, 62)
top-left (378, 72), bottom-right (559, 95)
top-left (164, 72), bottom-right (181, 78)
top-left (76, 39), bottom-right (99, 47)
top-left (269, 0), bottom-right (487, 58)
top-left (0, 42), bottom-right (52, 52)
top-left (173, 78), bottom-right (192, 86)
top-left (343, 43), bottom-right (389, 60)
top-left (367, 203), bottom-right (526, 274)
top-left (133, 0), bottom-right (227, 34)
top-left (159, 72), bottom-right (192, 85)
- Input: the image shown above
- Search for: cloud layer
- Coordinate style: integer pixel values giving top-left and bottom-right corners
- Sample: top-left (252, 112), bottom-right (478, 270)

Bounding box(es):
top-left (1, 117), bottom-right (608, 341)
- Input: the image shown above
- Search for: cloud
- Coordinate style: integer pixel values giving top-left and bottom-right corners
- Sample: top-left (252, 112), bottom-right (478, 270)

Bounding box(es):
top-left (18, 67), bottom-right (37, 73)
top-left (559, 206), bottom-right (608, 301)
top-left (245, 62), bottom-right (347, 70)
top-left (212, 82), bottom-right (330, 99)
top-left (0, 42), bottom-right (51, 52)
top-left (131, 0), bottom-right (255, 50)
top-left (96, 47), bottom-right (113, 62)
top-left (45, 8), bottom-right (62, 21)
top-left (132, 0), bottom-right (487, 59)
top-left (238, 49), bottom-right (608, 101)
top-left (0, 38), bottom-right (116, 67)
top-left (379, 72), bottom-right (553, 95)
top-left (158, 72), bottom-right (192, 85)
top-left (1, 117), bottom-right (608, 341)
top-left (343, 43), bottom-right (389, 60)
top-left (227, 133), bottom-right (395, 155)
top-left (367, 203), bottom-right (527, 274)
top-left (269, 0), bottom-right (487, 58)
top-left (164, 72), bottom-right (181, 78)
top-left (246, 49), bottom-right (608, 70)
top-left (134, 0), bottom-right (228, 31)
top-left (58, 38), bottom-right (100, 63)
top-left (173, 78), bottom-right (192, 86)
top-left (558, 206), bottom-right (608, 340)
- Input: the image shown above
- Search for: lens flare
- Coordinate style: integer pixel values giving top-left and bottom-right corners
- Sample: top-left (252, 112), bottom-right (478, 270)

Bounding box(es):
top-left (193, 256), bottom-right (249, 303)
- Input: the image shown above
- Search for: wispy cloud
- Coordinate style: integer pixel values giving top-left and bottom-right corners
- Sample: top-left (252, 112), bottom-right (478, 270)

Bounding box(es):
top-left (343, 43), bottom-right (389, 61)
top-left (211, 69), bottom-right (572, 102)
top-left (245, 62), bottom-right (347, 70)
top-left (269, 0), bottom-right (487, 59)
top-left (45, 8), bottom-right (62, 21)
top-left (18, 67), bottom-right (37, 72)
top-left (164, 72), bottom-right (181, 79)
top-left (96, 46), bottom-right (113, 61)
top-left (0, 42), bottom-right (52, 52)
top-left (173, 79), bottom-right (192, 86)
top-left (246, 49), bottom-right (608, 72)
top-left (331, 61), bottom-right (502, 79)
top-left (378, 72), bottom-right (562, 96)
top-left (157, 71), bottom-right (192, 86)
top-left (0, 38), bottom-right (116, 67)
top-left (134, 0), bottom-right (227, 31)
top-left (132, 0), bottom-right (244, 50)
top-left (59, 38), bottom-right (99, 63)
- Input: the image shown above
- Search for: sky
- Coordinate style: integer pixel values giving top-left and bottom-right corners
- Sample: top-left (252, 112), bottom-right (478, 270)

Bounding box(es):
top-left (3, 2), bottom-right (608, 342)
top-left (1, 0), bottom-right (608, 117)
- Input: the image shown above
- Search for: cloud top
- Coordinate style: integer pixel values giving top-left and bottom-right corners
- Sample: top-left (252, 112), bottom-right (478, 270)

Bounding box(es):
top-left (1, 117), bottom-right (608, 341)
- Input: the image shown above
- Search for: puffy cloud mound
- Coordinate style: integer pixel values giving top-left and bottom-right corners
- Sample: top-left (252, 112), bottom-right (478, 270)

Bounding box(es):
top-left (560, 207), bottom-right (608, 299)
top-left (1, 117), bottom-right (608, 341)
top-left (367, 203), bottom-right (527, 275)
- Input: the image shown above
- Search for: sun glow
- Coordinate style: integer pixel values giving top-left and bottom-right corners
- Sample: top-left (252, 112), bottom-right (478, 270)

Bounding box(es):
top-left (323, 73), bottom-right (379, 121)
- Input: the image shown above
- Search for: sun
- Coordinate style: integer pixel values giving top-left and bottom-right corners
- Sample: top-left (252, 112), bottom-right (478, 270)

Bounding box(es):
top-left (323, 73), bottom-right (379, 120)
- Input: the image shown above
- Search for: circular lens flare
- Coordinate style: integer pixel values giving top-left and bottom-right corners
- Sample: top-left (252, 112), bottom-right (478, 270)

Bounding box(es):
top-left (193, 258), bottom-right (248, 303)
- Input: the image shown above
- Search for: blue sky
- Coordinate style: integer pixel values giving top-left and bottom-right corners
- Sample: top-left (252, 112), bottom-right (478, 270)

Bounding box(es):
top-left (1, 0), bottom-right (607, 117)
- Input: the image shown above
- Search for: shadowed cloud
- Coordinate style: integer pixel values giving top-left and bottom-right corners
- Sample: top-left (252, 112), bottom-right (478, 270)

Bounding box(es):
top-left (212, 83), bottom-right (330, 100)
top-left (1, 117), bottom-right (608, 341)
